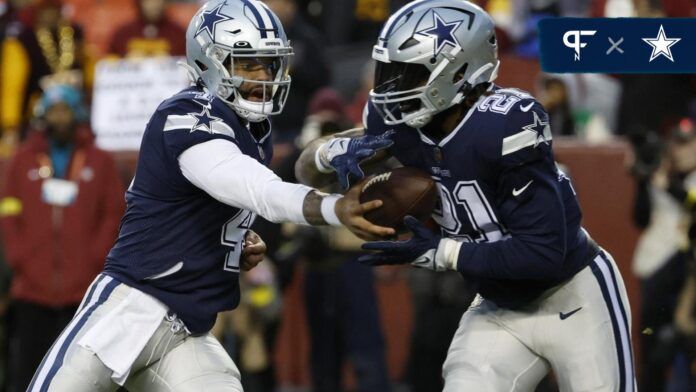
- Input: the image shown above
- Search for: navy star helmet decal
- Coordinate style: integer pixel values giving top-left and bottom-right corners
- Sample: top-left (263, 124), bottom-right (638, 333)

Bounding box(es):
top-left (417, 12), bottom-right (463, 56)
top-left (189, 107), bottom-right (222, 134)
top-left (195, 2), bottom-right (233, 38)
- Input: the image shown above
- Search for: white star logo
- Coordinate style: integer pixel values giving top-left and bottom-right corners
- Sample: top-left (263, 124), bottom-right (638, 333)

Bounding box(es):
top-left (188, 108), bottom-right (222, 134)
top-left (642, 25), bottom-right (681, 62)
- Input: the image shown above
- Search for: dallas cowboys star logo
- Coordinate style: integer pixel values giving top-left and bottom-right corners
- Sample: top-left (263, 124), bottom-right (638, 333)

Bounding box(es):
top-left (642, 24), bottom-right (681, 62)
top-left (195, 3), bottom-right (232, 38)
top-left (523, 111), bottom-right (551, 147)
top-left (417, 12), bottom-right (462, 56)
top-left (189, 107), bottom-right (222, 134)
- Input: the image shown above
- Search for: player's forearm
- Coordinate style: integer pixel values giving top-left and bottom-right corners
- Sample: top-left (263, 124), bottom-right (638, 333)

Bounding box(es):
top-left (295, 136), bottom-right (337, 188)
top-left (295, 128), bottom-right (394, 188)
top-left (252, 179), bottom-right (340, 225)
top-left (208, 175), bottom-right (340, 226)
top-left (179, 139), bottom-right (340, 226)
top-left (452, 237), bottom-right (566, 280)
top-left (301, 190), bottom-right (341, 226)
top-left (295, 128), bottom-right (366, 187)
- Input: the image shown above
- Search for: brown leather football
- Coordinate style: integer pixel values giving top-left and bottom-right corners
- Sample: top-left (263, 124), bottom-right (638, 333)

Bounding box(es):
top-left (359, 167), bottom-right (438, 233)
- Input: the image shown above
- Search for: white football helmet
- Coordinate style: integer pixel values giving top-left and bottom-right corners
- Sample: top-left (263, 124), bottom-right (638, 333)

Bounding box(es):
top-left (186, 0), bottom-right (293, 122)
top-left (370, 0), bottom-right (499, 128)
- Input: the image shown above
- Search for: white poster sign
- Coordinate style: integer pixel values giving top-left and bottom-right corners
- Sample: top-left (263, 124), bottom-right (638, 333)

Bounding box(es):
top-left (91, 57), bottom-right (190, 151)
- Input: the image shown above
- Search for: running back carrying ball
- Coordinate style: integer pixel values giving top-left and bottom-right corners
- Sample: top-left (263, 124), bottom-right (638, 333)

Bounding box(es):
top-left (359, 167), bottom-right (437, 232)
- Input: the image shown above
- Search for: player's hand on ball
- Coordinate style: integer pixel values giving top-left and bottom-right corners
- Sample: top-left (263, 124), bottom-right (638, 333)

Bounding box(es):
top-left (335, 182), bottom-right (396, 241)
top-left (321, 130), bottom-right (395, 189)
top-left (241, 230), bottom-right (266, 271)
top-left (359, 216), bottom-right (451, 272)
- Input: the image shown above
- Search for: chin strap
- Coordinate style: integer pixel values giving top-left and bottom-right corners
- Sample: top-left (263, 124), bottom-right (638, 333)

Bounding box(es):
top-left (232, 95), bottom-right (272, 123)
top-left (405, 113), bottom-right (433, 128)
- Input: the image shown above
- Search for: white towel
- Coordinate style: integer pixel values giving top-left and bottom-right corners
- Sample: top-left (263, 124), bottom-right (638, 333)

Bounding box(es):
top-left (78, 287), bottom-right (168, 385)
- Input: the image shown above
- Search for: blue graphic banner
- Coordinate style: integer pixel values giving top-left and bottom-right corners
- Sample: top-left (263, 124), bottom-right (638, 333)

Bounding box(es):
top-left (538, 18), bottom-right (696, 73)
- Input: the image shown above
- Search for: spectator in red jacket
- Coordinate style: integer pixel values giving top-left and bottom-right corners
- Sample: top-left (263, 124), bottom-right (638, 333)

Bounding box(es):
top-left (107, 0), bottom-right (186, 57)
top-left (0, 84), bottom-right (124, 392)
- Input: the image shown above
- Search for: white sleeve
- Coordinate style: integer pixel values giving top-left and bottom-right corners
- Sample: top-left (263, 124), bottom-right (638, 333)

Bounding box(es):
top-left (179, 139), bottom-right (313, 224)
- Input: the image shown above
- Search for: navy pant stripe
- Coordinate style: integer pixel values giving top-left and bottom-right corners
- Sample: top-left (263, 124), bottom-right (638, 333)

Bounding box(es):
top-left (27, 274), bottom-right (105, 391)
top-left (590, 261), bottom-right (625, 392)
top-left (600, 253), bottom-right (633, 367)
top-left (75, 274), bottom-right (105, 315)
top-left (29, 275), bottom-right (118, 391)
top-left (598, 253), bottom-right (636, 389)
top-left (591, 255), bottom-right (633, 392)
top-left (43, 278), bottom-right (118, 389)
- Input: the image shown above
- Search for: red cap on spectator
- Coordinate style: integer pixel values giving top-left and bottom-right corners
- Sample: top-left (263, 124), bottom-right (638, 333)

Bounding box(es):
top-left (672, 118), bottom-right (696, 142)
top-left (308, 88), bottom-right (346, 117)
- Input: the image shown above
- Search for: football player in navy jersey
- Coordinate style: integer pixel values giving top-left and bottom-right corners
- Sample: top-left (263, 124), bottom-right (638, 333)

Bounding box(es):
top-left (296, 1), bottom-right (636, 391)
top-left (28, 1), bottom-right (395, 391)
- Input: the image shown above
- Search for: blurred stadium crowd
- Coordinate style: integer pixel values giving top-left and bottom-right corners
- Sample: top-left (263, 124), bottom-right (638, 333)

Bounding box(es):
top-left (0, 0), bottom-right (695, 391)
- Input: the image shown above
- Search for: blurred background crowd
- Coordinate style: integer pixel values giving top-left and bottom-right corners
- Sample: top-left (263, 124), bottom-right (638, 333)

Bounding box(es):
top-left (0, 0), bottom-right (695, 391)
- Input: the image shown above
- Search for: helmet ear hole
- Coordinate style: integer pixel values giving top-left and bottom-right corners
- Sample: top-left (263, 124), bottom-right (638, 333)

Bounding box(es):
top-left (399, 37), bottom-right (420, 51)
top-left (195, 60), bottom-right (208, 72)
top-left (453, 63), bottom-right (468, 84)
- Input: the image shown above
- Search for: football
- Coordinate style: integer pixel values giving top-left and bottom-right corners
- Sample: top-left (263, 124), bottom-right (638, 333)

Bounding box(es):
top-left (359, 167), bottom-right (438, 233)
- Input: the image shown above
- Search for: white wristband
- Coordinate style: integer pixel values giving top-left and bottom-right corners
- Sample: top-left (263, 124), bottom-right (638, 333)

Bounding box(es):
top-left (320, 194), bottom-right (341, 226)
top-left (435, 238), bottom-right (462, 270)
top-left (314, 143), bottom-right (334, 174)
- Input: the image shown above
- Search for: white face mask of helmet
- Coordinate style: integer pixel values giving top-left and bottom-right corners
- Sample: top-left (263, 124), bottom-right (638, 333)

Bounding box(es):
top-left (185, 0), bottom-right (293, 123)
top-left (369, 0), bottom-right (500, 128)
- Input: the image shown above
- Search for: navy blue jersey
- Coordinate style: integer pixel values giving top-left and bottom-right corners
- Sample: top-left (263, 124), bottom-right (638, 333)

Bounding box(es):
top-left (365, 86), bottom-right (595, 308)
top-left (104, 86), bottom-right (273, 334)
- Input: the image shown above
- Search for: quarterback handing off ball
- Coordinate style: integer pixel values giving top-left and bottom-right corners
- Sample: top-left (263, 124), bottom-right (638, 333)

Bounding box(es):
top-left (359, 167), bottom-right (438, 233)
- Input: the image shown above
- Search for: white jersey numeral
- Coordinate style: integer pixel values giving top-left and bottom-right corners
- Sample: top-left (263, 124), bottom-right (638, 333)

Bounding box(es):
top-left (433, 180), bottom-right (508, 243)
top-left (477, 95), bottom-right (521, 115)
top-left (221, 210), bottom-right (255, 272)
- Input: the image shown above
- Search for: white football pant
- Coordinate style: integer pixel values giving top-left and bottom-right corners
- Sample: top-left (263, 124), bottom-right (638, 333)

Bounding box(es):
top-left (443, 250), bottom-right (635, 392)
top-left (27, 275), bottom-right (243, 392)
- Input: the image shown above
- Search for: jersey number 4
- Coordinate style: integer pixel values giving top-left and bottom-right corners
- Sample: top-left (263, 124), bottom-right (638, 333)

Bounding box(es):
top-left (221, 210), bottom-right (256, 272)
top-left (433, 180), bottom-right (508, 243)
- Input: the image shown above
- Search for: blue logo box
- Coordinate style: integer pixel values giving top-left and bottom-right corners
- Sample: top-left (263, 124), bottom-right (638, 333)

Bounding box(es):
top-left (538, 18), bottom-right (696, 73)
